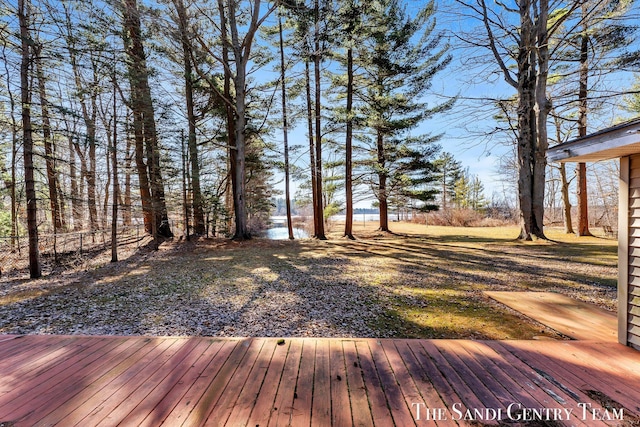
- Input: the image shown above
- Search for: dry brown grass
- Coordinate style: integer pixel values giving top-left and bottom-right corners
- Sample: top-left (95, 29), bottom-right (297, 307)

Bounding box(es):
top-left (0, 223), bottom-right (617, 339)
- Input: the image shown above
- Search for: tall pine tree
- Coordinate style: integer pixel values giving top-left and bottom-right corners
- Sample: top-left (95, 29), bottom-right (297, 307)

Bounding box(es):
top-left (358, 0), bottom-right (453, 231)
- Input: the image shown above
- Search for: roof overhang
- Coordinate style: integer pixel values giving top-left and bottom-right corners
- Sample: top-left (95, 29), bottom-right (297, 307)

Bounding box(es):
top-left (547, 118), bottom-right (640, 163)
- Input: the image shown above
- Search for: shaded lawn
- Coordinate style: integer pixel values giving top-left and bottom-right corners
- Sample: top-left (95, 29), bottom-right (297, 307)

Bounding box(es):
top-left (0, 225), bottom-right (617, 340)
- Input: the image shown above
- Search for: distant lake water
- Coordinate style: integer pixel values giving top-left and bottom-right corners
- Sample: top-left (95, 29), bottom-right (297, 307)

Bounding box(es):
top-left (264, 213), bottom-right (383, 239)
top-left (271, 214), bottom-right (381, 224)
top-left (263, 227), bottom-right (309, 240)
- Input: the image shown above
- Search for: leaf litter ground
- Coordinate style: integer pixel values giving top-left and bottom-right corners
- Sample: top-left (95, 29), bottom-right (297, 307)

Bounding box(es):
top-left (0, 224), bottom-right (617, 340)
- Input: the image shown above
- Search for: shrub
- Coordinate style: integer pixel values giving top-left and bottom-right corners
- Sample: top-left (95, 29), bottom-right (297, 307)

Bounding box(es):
top-left (425, 208), bottom-right (516, 227)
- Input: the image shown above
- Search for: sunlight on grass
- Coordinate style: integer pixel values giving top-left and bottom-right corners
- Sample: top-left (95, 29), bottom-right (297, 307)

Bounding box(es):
top-left (251, 267), bottom-right (279, 281)
top-left (369, 286), bottom-right (557, 339)
top-left (203, 256), bottom-right (234, 262)
top-left (0, 290), bottom-right (48, 306)
top-left (423, 225), bottom-right (521, 240)
top-left (1, 223), bottom-right (617, 338)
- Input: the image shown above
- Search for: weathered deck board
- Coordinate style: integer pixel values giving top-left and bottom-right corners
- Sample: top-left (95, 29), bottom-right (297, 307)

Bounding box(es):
top-left (0, 335), bottom-right (639, 426)
top-left (268, 338), bottom-right (303, 426)
top-left (342, 340), bottom-right (372, 427)
top-left (329, 340), bottom-right (352, 427)
top-left (484, 291), bottom-right (618, 341)
top-left (353, 340), bottom-right (395, 426)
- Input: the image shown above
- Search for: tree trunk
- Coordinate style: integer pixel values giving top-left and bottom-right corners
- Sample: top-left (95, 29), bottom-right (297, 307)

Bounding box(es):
top-left (3, 39), bottom-right (20, 250)
top-left (174, 0), bottom-right (205, 235)
top-left (553, 113), bottom-right (574, 234)
top-left (532, 0), bottom-right (550, 239)
top-left (576, 163), bottom-right (590, 235)
top-left (226, 0), bottom-right (251, 240)
top-left (87, 93), bottom-right (99, 232)
top-left (62, 5), bottom-right (99, 232)
top-left (279, 16), bottom-right (294, 240)
top-left (111, 74), bottom-right (119, 263)
top-left (313, 0), bottom-right (326, 240)
top-left (377, 131), bottom-right (389, 232)
top-left (144, 96), bottom-right (172, 240)
top-left (34, 47), bottom-right (65, 233)
top-left (131, 109), bottom-right (152, 233)
top-left (576, 4), bottom-right (591, 237)
top-left (19, 0), bottom-right (41, 278)
top-left (305, 60), bottom-right (318, 237)
top-left (11, 126), bottom-right (17, 250)
top-left (344, 46), bottom-right (354, 239)
top-left (123, 124), bottom-right (132, 226)
top-left (68, 133), bottom-right (82, 230)
top-left (219, 0), bottom-right (235, 236)
top-left (517, 0), bottom-right (547, 240)
top-left (560, 163), bottom-right (574, 233)
top-left (104, 124), bottom-right (112, 230)
top-left (122, 0), bottom-right (172, 241)
top-left (181, 130), bottom-right (190, 240)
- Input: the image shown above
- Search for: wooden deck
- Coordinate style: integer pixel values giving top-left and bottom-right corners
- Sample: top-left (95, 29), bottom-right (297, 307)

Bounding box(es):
top-left (0, 335), bottom-right (639, 426)
top-left (485, 292), bottom-right (618, 342)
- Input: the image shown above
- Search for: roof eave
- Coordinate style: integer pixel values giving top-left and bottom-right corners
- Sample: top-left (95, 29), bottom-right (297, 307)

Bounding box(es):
top-left (547, 120), bottom-right (640, 163)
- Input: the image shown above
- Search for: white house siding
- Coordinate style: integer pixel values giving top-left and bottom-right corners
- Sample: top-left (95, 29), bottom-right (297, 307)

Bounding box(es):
top-left (626, 155), bottom-right (640, 349)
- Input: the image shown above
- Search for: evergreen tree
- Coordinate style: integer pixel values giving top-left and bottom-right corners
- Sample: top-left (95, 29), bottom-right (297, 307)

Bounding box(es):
top-left (19, 0), bottom-right (41, 278)
top-left (121, 0), bottom-right (173, 241)
top-left (469, 175), bottom-right (487, 211)
top-left (331, 0), bottom-right (366, 238)
top-left (453, 171), bottom-right (470, 209)
top-left (358, 0), bottom-right (453, 231)
top-left (433, 152), bottom-right (463, 210)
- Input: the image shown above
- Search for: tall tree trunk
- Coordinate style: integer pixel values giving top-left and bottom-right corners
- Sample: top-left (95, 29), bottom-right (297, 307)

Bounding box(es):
top-left (305, 60), bottom-right (318, 237)
top-left (516, 0), bottom-right (547, 240)
top-left (73, 143), bottom-right (91, 230)
top-left (3, 39), bottom-right (20, 250)
top-left (111, 74), bottom-right (119, 263)
top-left (279, 16), bottom-right (294, 240)
top-left (144, 93), bottom-right (171, 239)
top-left (181, 130), bottom-right (191, 240)
top-left (34, 47), bottom-right (65, 233)
top-left (68, 133), bottom-right (82, 230)
top-left (104, 126), bottom-right (112, 230)
top-left (87, 92), bottom-right (99, 232)
top-left (217, 0), bottom-right (242, 239)
top-left (344, 46), bottom-right (354, 239)
top-left (123, 128), bottom-right (132, 226)
top-left (560, 163), bottom-right (574, 233)
top-left (19, 0), bottom-right (41, 278)
top-left (576, 4), bottom-right (591, 237)
top-left (10, 126), bottom-right (17, 249)
top-left (228, 1), bottom-right (250, 240)
top-left (131, 108), bottom-right (152, 233)
top-left (576, 163), bottom-right (590, 235)
top-left (174, 0), bottom-right (205, 235)
top-left (532, 0), bottom-right (550, 240)
top-left (122, 0), bottom-right (172, 241)
top-left (313, 0), bottom-right (326, 239)
top-left (64, 6), bottom-right (99, 232)
top-left (223, 42), bottom-right (235, 238)
top-left (480, 0), bottom-right (552, 240)
top-left (553, 114), bottom-right (574, 233)
top-left (377, 131), bottom-right (389, 232)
